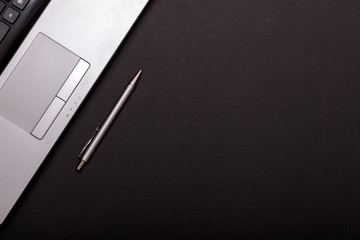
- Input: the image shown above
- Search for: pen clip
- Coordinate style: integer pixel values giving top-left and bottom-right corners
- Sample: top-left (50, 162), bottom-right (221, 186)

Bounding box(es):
top-left (79, 127), bottom-right (99, 158)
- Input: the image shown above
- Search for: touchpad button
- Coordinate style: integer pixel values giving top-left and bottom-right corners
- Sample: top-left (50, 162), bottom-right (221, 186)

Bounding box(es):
top-left (0, 33), bottom-right (80, 133)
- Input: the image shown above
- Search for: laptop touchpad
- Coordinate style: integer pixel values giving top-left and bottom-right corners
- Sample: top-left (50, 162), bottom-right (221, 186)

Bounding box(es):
top-left (0, 33), bottom-right (89, 139)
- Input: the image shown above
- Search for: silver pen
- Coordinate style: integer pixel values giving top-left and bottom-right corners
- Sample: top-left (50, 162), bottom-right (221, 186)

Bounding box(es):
top-left (77, 70), bottom-right (142, 171)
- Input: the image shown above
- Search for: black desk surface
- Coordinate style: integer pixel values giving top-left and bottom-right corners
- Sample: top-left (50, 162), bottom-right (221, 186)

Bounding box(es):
top-left (2, 1), bottom-right (360, 239)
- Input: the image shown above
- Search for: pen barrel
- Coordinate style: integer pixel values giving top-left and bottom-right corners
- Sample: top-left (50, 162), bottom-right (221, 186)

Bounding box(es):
top-left (80, 84), bottom-right (135, 162)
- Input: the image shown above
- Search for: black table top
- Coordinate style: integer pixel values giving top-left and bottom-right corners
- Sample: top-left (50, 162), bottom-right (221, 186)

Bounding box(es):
top-left (2, 1), bottom-right (360, 239)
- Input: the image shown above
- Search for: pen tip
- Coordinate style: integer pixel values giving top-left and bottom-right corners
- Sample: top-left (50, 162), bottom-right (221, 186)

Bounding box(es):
top-left (130, 70), bottom-right (142, 86)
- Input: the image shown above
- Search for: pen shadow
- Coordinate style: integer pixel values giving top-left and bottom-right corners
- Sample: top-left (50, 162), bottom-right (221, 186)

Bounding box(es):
top-left (0, 1), bottom-right (155, 230)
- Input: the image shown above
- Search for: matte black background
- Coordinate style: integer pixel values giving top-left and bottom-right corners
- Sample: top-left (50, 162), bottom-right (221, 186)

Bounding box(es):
top-left (1, 0), bottom-right (360, 239)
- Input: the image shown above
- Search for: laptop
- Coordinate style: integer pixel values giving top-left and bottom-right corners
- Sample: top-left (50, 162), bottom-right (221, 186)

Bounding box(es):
top-left (0, 0), bottom-right (149, 224)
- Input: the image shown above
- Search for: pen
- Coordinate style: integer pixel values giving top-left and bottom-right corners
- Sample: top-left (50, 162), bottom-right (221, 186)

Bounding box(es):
top-left (76, 70), bottom-right (142, 171)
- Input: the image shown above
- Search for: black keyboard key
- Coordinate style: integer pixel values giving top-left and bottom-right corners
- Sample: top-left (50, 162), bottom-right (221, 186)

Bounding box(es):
top-left (12, 0), bottom-right (29, 10)
top-left (0, 2), bottom-right (5, 13)
top-left (3, 7), bottom-right (19, 23)
top-left (0, 21), bottom-right (9, 42)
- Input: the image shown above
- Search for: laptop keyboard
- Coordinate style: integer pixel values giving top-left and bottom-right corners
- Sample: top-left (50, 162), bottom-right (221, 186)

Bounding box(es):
top-left (0, 0), bottom-right (49, 74)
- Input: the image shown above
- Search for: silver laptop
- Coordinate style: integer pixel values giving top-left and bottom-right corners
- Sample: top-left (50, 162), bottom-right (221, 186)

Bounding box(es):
top-left (0, 0), bottom-right (149, 224)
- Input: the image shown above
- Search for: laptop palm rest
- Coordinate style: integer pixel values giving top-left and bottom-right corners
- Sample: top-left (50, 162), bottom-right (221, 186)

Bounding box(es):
top-left (0, 33), bottom-right (89, 139)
